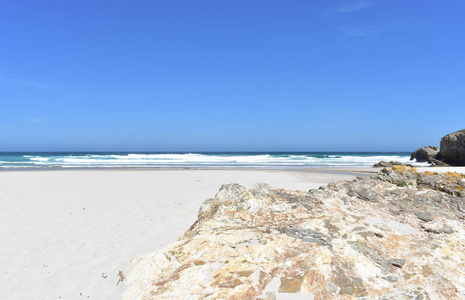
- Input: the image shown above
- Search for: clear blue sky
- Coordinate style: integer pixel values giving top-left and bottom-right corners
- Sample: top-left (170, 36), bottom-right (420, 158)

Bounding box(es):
top-left (1, 0), bottom-right (464, 151)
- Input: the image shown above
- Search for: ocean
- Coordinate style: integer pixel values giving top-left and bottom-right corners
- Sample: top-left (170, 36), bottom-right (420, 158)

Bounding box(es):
top-left (0, 152), bottom-right (428, 169)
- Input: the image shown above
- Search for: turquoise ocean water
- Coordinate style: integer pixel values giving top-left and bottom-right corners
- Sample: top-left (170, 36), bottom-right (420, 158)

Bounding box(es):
top-left (0, 152), bottom-right (427, 169)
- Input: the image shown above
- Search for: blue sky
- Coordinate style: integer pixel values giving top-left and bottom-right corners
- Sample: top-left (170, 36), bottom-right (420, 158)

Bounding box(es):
top-left (1, 0), bottom-right (464, 151)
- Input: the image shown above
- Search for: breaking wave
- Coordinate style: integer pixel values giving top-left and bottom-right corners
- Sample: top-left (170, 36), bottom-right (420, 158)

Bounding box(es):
top-left (0, 152), bottom-right (429, 169)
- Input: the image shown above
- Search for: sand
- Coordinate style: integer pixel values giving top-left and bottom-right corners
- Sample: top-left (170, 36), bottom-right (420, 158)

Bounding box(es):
top-left (2, 167), bottom-right (464, 299)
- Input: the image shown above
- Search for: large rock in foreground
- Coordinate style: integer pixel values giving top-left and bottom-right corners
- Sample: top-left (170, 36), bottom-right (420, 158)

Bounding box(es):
top-left (123, 167), bottom-right (465, 299)
top-left (437, 129), bottom-right (465, 166)
top-left (410, 145), bottom-right (439, 163)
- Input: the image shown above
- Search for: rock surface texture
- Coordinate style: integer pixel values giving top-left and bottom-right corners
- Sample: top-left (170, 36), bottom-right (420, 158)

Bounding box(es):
top-left (123, 166), bottom-right (465, 299)
top-left (410, 146), bottom-right (439, 163)
top-left (437, 129), bottom-right (465, 166)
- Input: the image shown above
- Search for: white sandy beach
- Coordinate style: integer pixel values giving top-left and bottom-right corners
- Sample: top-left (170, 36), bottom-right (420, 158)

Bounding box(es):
top-left (1, 169), bottom-right (359, 300)
top-left (1, 167), bottom-right (464, 299)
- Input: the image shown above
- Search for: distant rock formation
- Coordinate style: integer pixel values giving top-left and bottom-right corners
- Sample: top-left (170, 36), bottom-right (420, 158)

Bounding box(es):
top-left (411, 130), bottom-right (465, 166)
top-left (123, 166), bottom-right (465, 299)
top-left (373, 161), bottom-right (411, 168)
top-left (410, 146), bottom-right (439, 163)
top-left (430, 158), bottom-right (450, 167)
top-left (436, 129), bottom-right (465, 166)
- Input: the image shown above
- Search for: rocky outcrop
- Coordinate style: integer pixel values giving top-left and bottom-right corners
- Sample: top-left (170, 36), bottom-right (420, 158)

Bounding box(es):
top-left (372, 161), bottom-right (411, 168)
top-left (410, 146), bottom-right (439, 163)
top-left (123, 166), bottom-right (465, 299)
top-left (437, 129), bottom-right (465, 166)
top-left (430, 158), bottom-right (450, 167)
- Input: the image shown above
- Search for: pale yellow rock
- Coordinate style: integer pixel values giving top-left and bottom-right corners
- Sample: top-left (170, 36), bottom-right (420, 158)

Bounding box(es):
top-left (123, 173), bottom-right (465, 299)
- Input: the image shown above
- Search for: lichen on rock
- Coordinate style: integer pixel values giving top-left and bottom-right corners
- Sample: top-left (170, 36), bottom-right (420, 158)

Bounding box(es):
top-left (123, 168), bottom-right (465, 299)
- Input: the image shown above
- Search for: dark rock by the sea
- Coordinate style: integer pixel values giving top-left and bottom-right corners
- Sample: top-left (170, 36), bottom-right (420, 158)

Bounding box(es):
top-left (436, 129), bottom-right (465, 166)
top-left (123, 165), bottom-right (465, 299)
top-left (430, 158), bottom-right (450, 167)
top-left (410, 145), bottom-right (439, 163)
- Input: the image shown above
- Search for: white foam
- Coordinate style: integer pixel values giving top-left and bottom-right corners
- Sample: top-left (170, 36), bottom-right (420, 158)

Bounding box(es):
top-left (29, 157), bottom-right (50, 162)
top-left (1, 153), bottom-right (427, 168)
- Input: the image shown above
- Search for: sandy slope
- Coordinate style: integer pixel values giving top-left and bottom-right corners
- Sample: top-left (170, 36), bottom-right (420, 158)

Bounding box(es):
top-left (1, 169), bottom-right (357, 300)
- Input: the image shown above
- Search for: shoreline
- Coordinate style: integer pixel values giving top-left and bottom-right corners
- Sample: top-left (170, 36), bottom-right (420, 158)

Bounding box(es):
top-left (1, 165), bottom-right (463, 176)
top-left (0, 166), bottom-right (383, 181)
